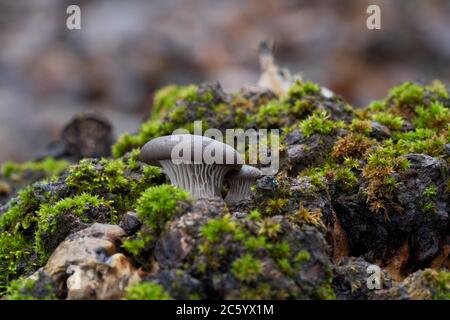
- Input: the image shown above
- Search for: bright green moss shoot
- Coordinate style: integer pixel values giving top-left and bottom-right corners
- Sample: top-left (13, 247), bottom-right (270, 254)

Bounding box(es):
top-left (1, 157), bottom-right (70, 179)
top-left (300, 111), bottom-right (342, 137)
top-left (136, 185), bottom-right (190, 232)
top-left (6, 277), bottom-right (56, 300)
top-left (125, 282), bottom-right (172, 300)
top-left (231, 254), bottom-right (263, 283)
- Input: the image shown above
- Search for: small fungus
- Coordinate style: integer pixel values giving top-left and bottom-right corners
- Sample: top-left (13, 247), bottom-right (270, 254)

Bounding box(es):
top-left (141, 134), bottom-right (243, 199)
top-left (224, 165), bottom-right (262, 205)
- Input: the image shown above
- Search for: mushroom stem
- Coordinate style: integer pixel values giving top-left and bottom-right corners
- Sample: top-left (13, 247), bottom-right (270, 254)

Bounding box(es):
top-left (160, 160), bottom-right (230, 199)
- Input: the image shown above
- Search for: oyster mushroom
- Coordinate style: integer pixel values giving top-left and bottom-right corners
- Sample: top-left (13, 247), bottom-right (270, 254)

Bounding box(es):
top-left (141, 134), bottom-right (243, 199)
top-left (224, 165), bottom-right (262, 205)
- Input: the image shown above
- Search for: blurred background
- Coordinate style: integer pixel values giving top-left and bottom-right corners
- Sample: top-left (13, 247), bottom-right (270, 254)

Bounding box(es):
top-left (1, 0), bottom-right (450, 162)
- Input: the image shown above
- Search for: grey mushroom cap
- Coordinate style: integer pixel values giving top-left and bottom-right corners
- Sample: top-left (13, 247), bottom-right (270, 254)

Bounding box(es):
top-left (140, 134), bottom-right (243, 168)
top-left (225, 165), bottom-right (262, 180)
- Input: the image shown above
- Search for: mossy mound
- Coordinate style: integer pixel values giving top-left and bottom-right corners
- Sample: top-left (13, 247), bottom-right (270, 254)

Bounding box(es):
top-left (0, 154), bottom-right (164, 293)
top-left (0, 78), bottom-right (449, 300)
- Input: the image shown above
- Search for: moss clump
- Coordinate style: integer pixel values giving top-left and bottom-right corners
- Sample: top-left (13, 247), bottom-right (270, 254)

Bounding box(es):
top-left (362, 146), bottom-right (410, 214)
top-left (112, 84), bottom-right (217, 157)
top-left (415, 102), bottom-right (450, 132)
top-left (294, 250), bottom-right (311, 263)
top-left (371, 112), bottom-right (404, 131)
top-left (265, 198), bottom-right (288, 215)
top-left (291, 206), bottom-right (325, 229)
top-left (0, 232), bottom-right (30, 294)
top-left (34, 193), bottom-right (110, 261)
top-left (195, 212), bottom-right (333, 299)
top-left (125, 282), bottom-right (172, 300)
top-left (257, 217), bottom-right (282, 238)
top-left (151, 84), bottom-right (198, 121)
top-left (395, 129), bottom-right (446, 156)
top-left (200, 214), bottom-right (237, 243)
top-left (1, 157), bottom-right (69, 180)
top-left (288, 80), bottom-right (321, 99)
top-left (65, 157), bottom-right (163, 214)
top-left (350, 119), bottom-right (372, 135)
top-left (332, 134), bottom-right (373, 160)
top-left (136, 185), bottom-right (190, 232)
top-left (430, 270), bottom-right (450, 300)
top-left (255, 100), bottom-right (288, 128)
top-left (422, 185), bottom-right (438, 198)
top-left (231, 254), bottom-right (263, 283)
top-left (300, 111), bottom-right (343, 137)
top-left (388, 81), bottom-right (426, 109)
top-left (6, 276), bottom-right (56, 300)
top-left (0, 155), bottom-right (164, 291)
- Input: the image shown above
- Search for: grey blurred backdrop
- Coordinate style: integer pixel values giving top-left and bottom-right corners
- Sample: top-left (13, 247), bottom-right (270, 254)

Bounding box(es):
top-left (1, 0), bottom-right (450, 161)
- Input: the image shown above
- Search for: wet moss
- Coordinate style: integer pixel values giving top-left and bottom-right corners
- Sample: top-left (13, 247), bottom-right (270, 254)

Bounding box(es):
top-left (231, 254), bottom-right (263, 283)
top-left (34, 193), bottom-right (111, 261)
top-left (125, 282), bottom-right (172, 300)
top-left (1, 158), bottom-right (69, 180)
top-left (300, 111), bottom-right (343, 137)
top-left (6, 276), bottom-right (56, 300)
top-left (0, 155), bottom-right (164, 291)
top-left (0, 232), bottom-right (30, 294)
top-left (135, 185), bottom-right (190, 232)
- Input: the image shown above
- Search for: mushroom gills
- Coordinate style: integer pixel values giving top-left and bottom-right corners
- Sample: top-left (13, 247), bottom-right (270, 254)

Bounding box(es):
top-left (160, 160), bottom-right (230, 199)
top-left (224, 178), bottom-right (255, 205)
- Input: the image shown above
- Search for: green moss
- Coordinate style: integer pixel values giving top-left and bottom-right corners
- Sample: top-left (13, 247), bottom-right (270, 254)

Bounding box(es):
top-left (368, 100), bottom-right (387, 113)
top-left (290, 100), bottom-right (315, 118)
top-left (426, 80), bottom-right (449, 99)
top-left (0, 156), bottom-right (164, 292)
top-left (431, 270), bottom-right (450, 300)
top-left (112, 84), bottom-right (218, 157)
top-left (151, 84), bottom-right (198, 121)
top-left (231, 254), bottom-right (263, 283)
top-left (1, 157), bottom-right (69, 181)
top-left (0, 186), bottom-right (42, 230)
top-left (125, 282), bottom-right (172, 300)
top-left (315, 282), bottom-right (336, 300)
top-left (332, 167), bottom-right (358, 191)
top-left (244, 236), bottom-right (267, 251)
top-left (34, 193), bottom-right (109, 261)
top-left (332, 133), bottom-right (373, 160)
top-left (200, 214), bottom-right (237, 243)
top-left (415, 102), bottom-right (450, 131)
top-left (247, 210), bottom-right (262, 221)
top-left (388, 82), bottom-right (425, 108)
top-left (350, 119), bottom-right (372, 135)
top-left (396, 129), bottom-right (446, 156)
top-left (265, 198), bottom-right (288, 215)
top-left (255, 100), bottom-right (287, 127)
top-left (300, 111), bottom-right (342, 137)
top-left (422, 185), bottom-right (438, 198)
top-left (297, 169), bottom-right (326, 193)
top-left (288, 80), bottom-right (320, 99)
top-left (257, 217), bottom-right (281, 238)
top-left (294, 250), bottom-right (311, 263)
top-left (421, 202), bottom-right (436, 214)
top-left (0, 232), bottom-right (30, 293)
top-left (135, 185), bottom-right (190, 232)
top-left (65, 158), bottom-right (163, 214)
top-left (111, 133), bottom-right (143, 158)
top-left (371, 112), bottom-right (404, 131)
top-left (123, 231), bottom-right (152, 257)
top-left (362, 146), bottom-right (410, 213)
top-left (6, 277), bottom-right (56, 300)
